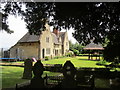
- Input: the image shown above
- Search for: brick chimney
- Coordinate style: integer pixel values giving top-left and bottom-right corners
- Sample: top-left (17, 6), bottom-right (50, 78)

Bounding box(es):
top-left (53, 28), bottom-right (59, 36)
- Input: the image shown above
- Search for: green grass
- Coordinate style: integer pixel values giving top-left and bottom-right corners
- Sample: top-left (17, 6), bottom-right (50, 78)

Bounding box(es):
top-left (1, 66), bottom-right (61, 88)
top-left (1, 66), bottom-right (27, 88)
top-left (1, 56), bottom-right (104, 68)
top-left (42, 56), bottom-right (104, 68)
top-left (0, 56), bottom-right (109, 88)
top-left (42, 71), bottom-right (61, 77)
top-left (95, 78), bottom-right (110, 88)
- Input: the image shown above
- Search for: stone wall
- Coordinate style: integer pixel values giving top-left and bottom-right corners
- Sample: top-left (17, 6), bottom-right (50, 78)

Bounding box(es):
top-left (10, 42), bottom-right (39, 60)
top-left (40, 26), bottom-right (54, 59)
top-left (62, 32), bottom-right (69, 55)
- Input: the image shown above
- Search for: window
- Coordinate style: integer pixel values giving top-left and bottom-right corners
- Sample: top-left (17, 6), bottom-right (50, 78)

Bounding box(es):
top-left (46, 48), bottom-right (50, 54)
top-left (46, 37), bottom-right (49, 43)
top-left (55, 49), bottom-right (58, 56)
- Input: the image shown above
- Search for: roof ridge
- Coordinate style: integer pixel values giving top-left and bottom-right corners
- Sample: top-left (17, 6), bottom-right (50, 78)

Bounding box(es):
top-left (18, 32), bottom-right (40, 43)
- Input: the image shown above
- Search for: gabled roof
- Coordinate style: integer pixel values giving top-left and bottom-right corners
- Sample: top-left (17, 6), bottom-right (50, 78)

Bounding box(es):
top-left (18, 31), bottom-right (66, 44)
top-left (18, 32), bottom-right (40, 43)
top-left (51, 33), bottom-right (59, 44)
top-left (83, 42), bottom-right (104, 50)
top-left (52, 32), bottom-right (66, 45)
top-left (59, 32), bottom-right (66, 43)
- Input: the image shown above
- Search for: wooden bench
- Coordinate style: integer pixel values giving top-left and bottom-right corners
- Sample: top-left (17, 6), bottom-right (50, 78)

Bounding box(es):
top-left (16, 80), bottom-right (31, 89)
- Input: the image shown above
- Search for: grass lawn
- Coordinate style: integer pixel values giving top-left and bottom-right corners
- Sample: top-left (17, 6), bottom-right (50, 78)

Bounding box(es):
top-left (95, 78), bottom-right (110, 89)
top-left (1, 66), bottom-right (27, 88)
top-left (1, 56), bottom-right (104, 68)
top-left (1, 66), bottom-right (61, 88)
top-left (42, 56), bottom-right (105, 68)
top-left (0, 56), bottom-right (110, 88)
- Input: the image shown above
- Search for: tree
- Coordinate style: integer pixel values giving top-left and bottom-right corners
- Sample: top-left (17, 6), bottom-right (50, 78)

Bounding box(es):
top-left (1, 2), bottom-right (120, 43)
top-left (103, 30), bottom-right (120, 62)
top-left (1, 2), bottom-right (54, 35)
top-left (1, 2), bottom-right (120, 61)
top-left (69, 41), bottom-right (83, 54)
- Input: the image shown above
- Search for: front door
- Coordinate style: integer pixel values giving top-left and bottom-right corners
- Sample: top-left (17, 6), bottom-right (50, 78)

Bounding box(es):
top-left (42, 49), bottom-right (45, 58)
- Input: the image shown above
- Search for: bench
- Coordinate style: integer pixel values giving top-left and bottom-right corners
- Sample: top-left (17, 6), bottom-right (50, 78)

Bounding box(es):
top-left (16, 80), bottom-right (31, 89)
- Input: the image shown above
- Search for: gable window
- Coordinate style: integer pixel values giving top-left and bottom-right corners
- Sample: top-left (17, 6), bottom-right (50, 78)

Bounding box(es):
top-left (46, 37), bottom-right (49, 43)
top-left (46, 48), bottom-right (50, 54)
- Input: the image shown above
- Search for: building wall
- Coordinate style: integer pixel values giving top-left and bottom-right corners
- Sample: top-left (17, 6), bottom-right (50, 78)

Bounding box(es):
top-left (54, 44), bottom-right (62, 56)
top-left (62, 32), bottom-right (69, 55)
top-left (10, 42), bottom-right (39, 60)
top-left (39, 23), bottom-right (54, 59)
top-left (9, 23), bottom-right (69, 60)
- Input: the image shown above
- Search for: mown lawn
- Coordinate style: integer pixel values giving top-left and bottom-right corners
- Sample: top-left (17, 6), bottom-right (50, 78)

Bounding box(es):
top-left (1, 66), bottom-right (61, 88)
top-left (42, 56), bottom-right (105, 68)
top-left (0, 56), bottom-right (107, 88)
top-left (2, 56), bottom-right (104, 68)
top-left (1, 66), bottom-right (27, 88)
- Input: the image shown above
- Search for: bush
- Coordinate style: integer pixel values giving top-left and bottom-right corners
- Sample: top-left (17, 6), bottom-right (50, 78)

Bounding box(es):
top-left (54, 56), bottom-right (59, 59)
top-left (73, 49), bottom-right (79, 56)
top-left (96, 60), bottom-right (107, 65)
top-left (66, 53), bottom-right (72, 57)
top-left (67, 53), bottom-right (71, 57)
top-left (58, 56), bottom-right (66, 58)
top-left (54, 56), bottom-right (66, 59)
top-left (65, 51), bottom-right (74, 57)
top-left (45, 56), bottom-right (49, 61)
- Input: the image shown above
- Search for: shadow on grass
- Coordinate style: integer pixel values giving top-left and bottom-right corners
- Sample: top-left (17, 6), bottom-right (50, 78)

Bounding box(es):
top-left (0, 65), bottom-right (24, 67)
top-left (78, 59), bottom-right (89, 60)
top-left (95, 78), bottom-right (111, 89)
top-left (78, 59), bottom-right (100, 61)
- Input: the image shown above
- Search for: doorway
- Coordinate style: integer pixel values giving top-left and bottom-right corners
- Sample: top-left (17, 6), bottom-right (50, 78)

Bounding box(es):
top-left (42, 49), bottom-right (45, 58)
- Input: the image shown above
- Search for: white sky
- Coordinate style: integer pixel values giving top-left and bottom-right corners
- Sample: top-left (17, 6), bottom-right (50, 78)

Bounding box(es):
top-left (0, 15), bottom-right (77, 49)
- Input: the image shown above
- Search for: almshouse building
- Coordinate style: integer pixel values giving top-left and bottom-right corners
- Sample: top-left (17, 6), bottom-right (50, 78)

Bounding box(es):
top-left (9, 23), bottom-right (69, 60)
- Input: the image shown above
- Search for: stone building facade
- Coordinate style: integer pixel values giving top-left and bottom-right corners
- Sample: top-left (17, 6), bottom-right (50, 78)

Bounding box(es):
top-left (10, 23), bottom-right (69, 60)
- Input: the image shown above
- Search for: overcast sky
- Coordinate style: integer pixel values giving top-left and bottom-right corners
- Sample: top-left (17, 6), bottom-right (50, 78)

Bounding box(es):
top-left (0, 15), bottom-right (77, 50)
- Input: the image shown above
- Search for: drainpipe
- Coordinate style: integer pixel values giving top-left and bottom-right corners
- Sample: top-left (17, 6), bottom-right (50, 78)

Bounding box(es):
top-left (38, 41), bottom-right (41, 60)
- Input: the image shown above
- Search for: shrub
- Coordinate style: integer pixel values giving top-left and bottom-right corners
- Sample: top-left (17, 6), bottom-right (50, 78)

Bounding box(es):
top-left (66, 52), bottom-right (73, 57)
top-left (66, 53), bottom-right (72, 57)
top-left (73, 49), bottom-right (79, 56)
top-left (45, 56), bottom-right (49, 61)
top-left (96, 60), bottom-right (107, 65)
top-left (54, 56), bottom-right (59, 59)
top-left (65, 51), bottom-right (74, 57)
top-left (54, 56), bottom-right (66, 59)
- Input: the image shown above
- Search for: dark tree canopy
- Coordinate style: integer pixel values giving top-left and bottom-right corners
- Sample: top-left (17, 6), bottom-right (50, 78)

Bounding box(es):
top-left (1, 2), bottom-right (120, 61)
top-left (1, 2), bottom-right (120, 44)
top-left (1, 2), bottom-right (54, 34)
